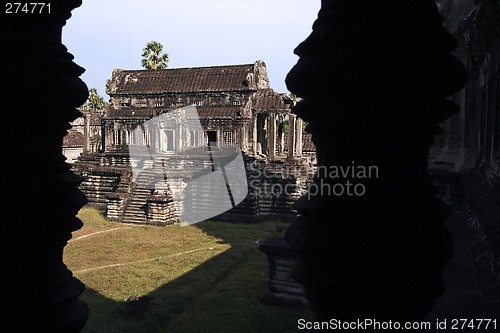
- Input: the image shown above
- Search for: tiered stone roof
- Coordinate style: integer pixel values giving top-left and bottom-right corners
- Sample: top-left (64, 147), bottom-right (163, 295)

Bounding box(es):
top-left (106, 62), bottom-right (269, 95)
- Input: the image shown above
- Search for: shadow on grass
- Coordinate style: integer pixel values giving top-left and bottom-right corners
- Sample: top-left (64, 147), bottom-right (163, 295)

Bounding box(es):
top-left (78, 221), bottom-right (311, 333)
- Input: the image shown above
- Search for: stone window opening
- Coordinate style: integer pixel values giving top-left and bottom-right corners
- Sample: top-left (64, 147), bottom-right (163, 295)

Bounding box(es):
top-left (190, 130), bottom-right (200, 147)
top-left (222, 130), bottom-right (235, 147)
top-left (143, 128), bottom-right (151, 147)
top-left (113, 128), bottom-right (122, 145)
top-left (120, 98), bottom-right (130, 107)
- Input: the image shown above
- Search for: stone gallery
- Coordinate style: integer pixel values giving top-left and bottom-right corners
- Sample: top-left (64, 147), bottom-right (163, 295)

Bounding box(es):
top-left (73, 61), bottom-right (316, 225)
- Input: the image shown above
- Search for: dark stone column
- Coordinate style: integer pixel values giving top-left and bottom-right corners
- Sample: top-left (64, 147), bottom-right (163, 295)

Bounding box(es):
top-left (285, 0), bottom-right (467, 323)
top-left (2, 1), bottom-right (89, 331)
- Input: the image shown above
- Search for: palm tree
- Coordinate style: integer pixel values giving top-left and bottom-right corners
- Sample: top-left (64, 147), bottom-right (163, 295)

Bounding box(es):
top-left (141, 41), bottom-right (169, 69)
top-left (81, 88), bottom-right (108, 111)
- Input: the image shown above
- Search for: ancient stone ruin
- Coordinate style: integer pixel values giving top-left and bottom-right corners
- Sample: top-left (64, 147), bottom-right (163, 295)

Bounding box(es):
top-left (73, 61), bottom-right (317, 225)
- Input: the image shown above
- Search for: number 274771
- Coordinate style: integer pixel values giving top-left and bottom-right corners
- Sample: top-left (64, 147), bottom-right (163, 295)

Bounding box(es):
top-left (5, 3), bottom-right (51, 14)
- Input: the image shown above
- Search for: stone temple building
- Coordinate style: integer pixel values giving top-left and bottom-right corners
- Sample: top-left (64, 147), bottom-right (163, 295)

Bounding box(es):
top-left (74, 61), bottom-right (316, 225)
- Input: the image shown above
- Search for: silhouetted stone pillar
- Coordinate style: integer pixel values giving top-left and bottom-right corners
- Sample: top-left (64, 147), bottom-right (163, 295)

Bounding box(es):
top-left (2, 1), bottom-right (89, 331)
top-left (285, 0), bottom-right (467, 323)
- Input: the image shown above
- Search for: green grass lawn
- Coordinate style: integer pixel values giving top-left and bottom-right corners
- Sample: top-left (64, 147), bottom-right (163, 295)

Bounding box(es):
top-left (65, 208), bottom-right (311, 333)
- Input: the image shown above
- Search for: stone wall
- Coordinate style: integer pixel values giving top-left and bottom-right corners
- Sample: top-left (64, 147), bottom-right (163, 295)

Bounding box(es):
top-left (430, 0), bottom-right (500, 174)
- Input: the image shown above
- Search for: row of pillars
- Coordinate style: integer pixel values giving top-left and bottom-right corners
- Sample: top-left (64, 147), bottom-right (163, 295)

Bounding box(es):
top-left (267, 113), bottom-right (303, 160)
top-left (83, 116), bottom-right (157, 154)
top-left (84, 112), bottom-right (305, 159)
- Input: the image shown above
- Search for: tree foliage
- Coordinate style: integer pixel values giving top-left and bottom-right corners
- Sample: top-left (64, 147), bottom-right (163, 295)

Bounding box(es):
top-left (81, 88), bottom-right (108, 111)
top-left (141, 41), bottom-right (169, 69)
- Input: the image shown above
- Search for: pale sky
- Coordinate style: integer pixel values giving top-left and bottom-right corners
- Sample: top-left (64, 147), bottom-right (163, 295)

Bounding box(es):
top-left (63, 0), bottom-right (321, 100)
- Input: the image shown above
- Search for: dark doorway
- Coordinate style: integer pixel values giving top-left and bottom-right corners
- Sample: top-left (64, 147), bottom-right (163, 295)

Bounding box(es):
top-left (206, 131), bottom-right (217, 147)
top-left (164, 130), bottom-right (175, 152)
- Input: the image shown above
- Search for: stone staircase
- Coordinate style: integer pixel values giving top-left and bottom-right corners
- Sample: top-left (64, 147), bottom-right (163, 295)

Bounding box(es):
top-left (121, 161), bottom-right (178, 225)
top-left (121, 177), bottom-right (151, 224)
top-left (74, 149), bottom-right (317, 224)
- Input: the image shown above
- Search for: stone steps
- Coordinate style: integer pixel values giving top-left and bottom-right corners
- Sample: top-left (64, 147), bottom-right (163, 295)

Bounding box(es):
top-left (121, 164), bottom-right (179, 225)
top-left (75, 152), bottom-right (316, 224)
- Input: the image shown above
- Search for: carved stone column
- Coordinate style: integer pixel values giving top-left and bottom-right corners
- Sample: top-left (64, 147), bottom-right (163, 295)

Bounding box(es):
top-left (121, 124), bottom-right (127, 147)
top-left (101, 119), bottom-right (110, 152)
top-left (3, 1), bottom-right (89, 331)
top-left (253, 115), bottom-right (258, 154)
top-left (285, 0), bottom-right (467, 322)
top-left (287, 114), bottom-right (296, 160)
top-left (268, 112), bottom-right (277, 159)
top-left (239, 125), bottom-right (247, 151)
top-left (83, 111), bottom-right (91, 154)
top-left (295, 117), bottom-right (303, 157)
